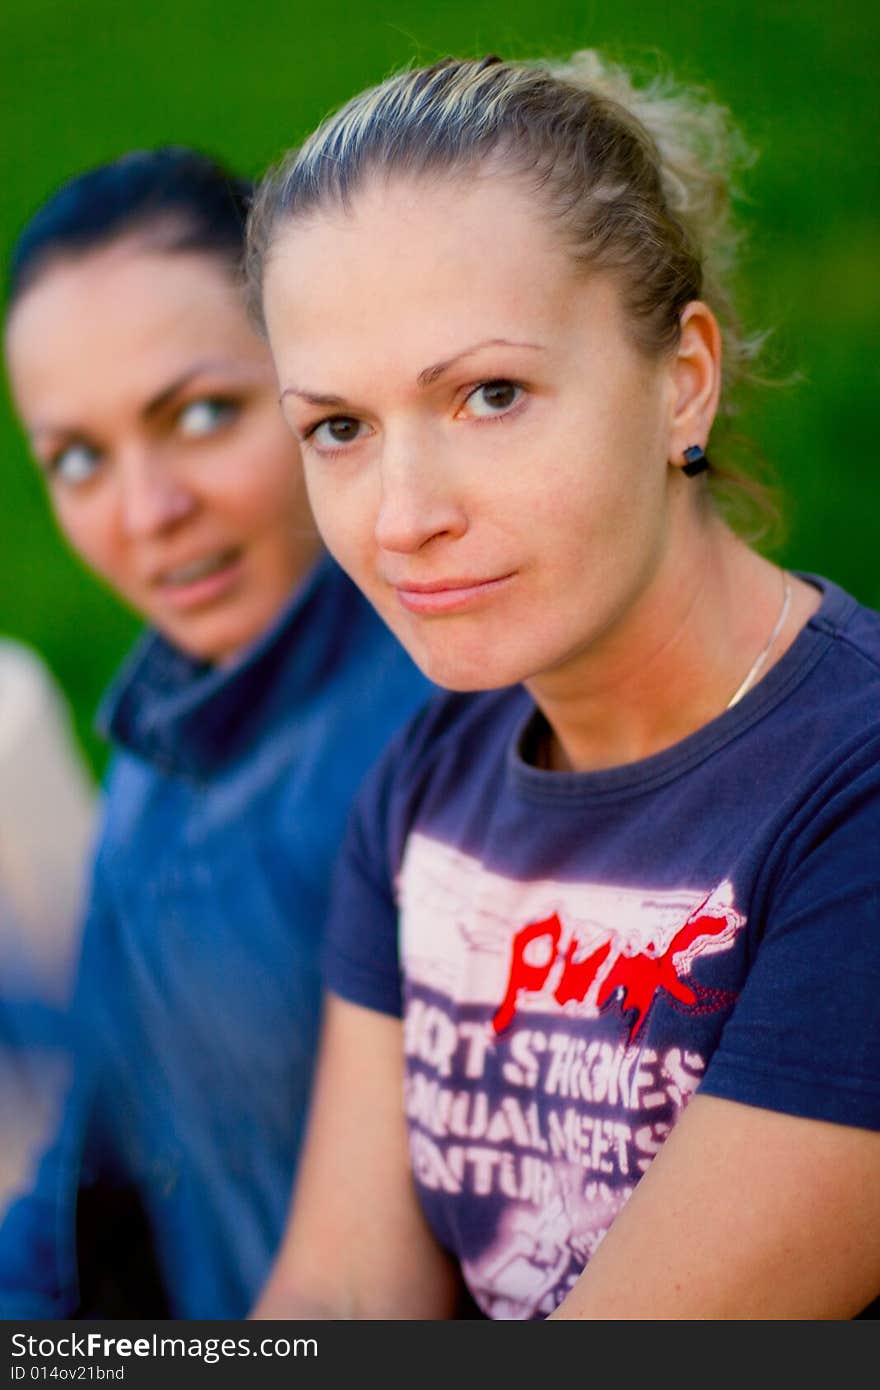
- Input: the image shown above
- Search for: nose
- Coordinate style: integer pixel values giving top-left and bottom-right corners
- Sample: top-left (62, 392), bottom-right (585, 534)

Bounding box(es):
top-left (373, 432), bottom-right (468, 555)
top-left (117, 450), bottom-right (196, 540)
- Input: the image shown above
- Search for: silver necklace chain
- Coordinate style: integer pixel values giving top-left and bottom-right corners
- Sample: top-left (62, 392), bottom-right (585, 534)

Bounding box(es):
top-left (726, 571), bottom-right (792, 710)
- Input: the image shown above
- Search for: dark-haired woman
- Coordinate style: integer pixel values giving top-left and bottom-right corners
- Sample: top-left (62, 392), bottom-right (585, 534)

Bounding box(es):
top-left (248, 53), bottom-right (880, 1319)
top-left (0, 148), bottom-right (431, 1318)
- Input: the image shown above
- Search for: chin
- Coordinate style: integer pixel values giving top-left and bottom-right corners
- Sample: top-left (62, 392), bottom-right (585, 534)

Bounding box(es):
top-left (155, 614), bottom-right (260, 666)
top-left (367, 590), bottom-right (540, 691)
top-left (151, 587), bottom-right (294, 665)
top-left (408, 638), bottom-right (534, 694)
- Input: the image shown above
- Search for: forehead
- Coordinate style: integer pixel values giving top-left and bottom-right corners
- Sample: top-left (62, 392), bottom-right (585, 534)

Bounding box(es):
top-left (263, 173), bottom-right (585, 381)
top-left (5, 243), bottom-right (260, 423)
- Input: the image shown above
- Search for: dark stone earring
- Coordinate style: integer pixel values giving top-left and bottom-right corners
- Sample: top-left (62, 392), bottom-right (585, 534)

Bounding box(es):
top-left (682, 445), bottom-right (710, 477)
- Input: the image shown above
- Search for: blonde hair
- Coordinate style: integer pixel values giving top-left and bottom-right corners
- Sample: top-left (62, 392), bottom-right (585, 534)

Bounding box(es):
top-left (249, 51), bottom-right (779, 537)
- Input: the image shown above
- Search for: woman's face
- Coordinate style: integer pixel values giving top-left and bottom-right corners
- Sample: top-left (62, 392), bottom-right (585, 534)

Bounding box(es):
top-left (263, 174), bottom-right (689, 693)
top-left (5, 241), bottom-right (319, 664)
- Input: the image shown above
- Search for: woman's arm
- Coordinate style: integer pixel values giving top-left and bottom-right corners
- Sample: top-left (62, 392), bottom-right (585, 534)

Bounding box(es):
top-left (552, 1093), bottom-right (880, 1319)
top-left (251, 992), bottom-right (461, 1319)
top-left (555, 754), bottom-right (880, 1320)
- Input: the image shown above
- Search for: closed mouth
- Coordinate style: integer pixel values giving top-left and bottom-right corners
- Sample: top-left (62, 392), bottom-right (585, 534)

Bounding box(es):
top-left (392, 572), bottom-right (515, 614)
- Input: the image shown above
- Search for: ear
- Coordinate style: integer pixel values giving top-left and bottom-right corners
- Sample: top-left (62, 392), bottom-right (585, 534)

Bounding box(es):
top-left (667, 301), bottom-right (722, 471)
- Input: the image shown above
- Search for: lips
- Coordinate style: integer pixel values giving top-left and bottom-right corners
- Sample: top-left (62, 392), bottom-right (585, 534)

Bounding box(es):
top-left (155, 547), bottom-right (240, 589)
top-left (392, 572), bottom-right (515, 615)
top-left (150, 546), bottom-right (245, 611)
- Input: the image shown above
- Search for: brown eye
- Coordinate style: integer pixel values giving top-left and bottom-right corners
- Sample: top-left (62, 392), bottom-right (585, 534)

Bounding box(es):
top-left (464, 380), bottom-right (523, 418)
top-left (310, 417), bottom-right (367, 450)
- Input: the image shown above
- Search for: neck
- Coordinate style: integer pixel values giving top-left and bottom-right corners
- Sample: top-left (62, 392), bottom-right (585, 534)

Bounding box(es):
top-left (525, 517), bottom-right (806, 773)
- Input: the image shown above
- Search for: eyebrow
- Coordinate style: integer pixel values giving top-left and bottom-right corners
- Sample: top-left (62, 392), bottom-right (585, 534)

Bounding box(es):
top-left (416, 338), bottom-right (544, 387)
top-left (141, 360), bottom-right (245, 420)
top-left (280, 338), bottom-right (545, 409)
top-left (29, 358), bottom-right (246, 440)
top-left (279, 387), bottom-right (350, 409)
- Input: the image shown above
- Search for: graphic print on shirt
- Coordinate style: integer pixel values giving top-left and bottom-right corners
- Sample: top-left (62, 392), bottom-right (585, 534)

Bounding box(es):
top-left (398, 832), bottom-right (744, 1319)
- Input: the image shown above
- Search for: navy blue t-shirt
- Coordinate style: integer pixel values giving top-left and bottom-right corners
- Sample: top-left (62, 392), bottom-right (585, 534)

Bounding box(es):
top-left (325, 575), bottom-right (880, 1319)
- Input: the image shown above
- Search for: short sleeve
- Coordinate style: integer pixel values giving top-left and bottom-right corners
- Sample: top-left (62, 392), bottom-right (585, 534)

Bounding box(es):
top-left (320, 738), bottom-right (405, 1018)
top-left (701, 743), bottom-right (880, 1129)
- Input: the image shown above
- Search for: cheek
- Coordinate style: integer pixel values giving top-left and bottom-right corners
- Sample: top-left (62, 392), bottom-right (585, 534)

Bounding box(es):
top-left (303, 463), bottom-right (373, 565)
top-left (248, 410), bottom-right (305, 490)
top-left (50, 492), bottom-right (124, 582)
top-left (542, 398), bottom-right (667, 530)
top-left (199, 437), bottom-right (300, 526)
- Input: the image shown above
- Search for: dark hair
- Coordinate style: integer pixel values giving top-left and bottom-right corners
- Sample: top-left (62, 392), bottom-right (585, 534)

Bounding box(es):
top-left (7, 146), bottom-right (253, 310)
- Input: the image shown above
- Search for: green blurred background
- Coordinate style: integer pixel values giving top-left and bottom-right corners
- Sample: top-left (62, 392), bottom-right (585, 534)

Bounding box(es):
top-left (1, 0), bottom-right (878, 779)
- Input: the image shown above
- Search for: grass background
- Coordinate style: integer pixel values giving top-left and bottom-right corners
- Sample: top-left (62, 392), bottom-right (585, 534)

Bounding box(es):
top-left (1, 0), bottom-right (877, 778)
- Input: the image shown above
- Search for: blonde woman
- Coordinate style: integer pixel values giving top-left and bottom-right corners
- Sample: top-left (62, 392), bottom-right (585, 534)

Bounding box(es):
top-left (249, 54), bottom-right (880, 1319)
